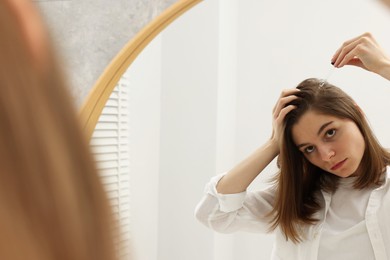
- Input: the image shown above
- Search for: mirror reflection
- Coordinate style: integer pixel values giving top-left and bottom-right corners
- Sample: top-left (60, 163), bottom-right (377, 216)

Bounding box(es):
top-left (96, 0), bottom-right (390, 259)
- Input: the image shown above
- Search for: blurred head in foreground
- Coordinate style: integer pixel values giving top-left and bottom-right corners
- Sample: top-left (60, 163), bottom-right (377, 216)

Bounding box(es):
top-left (0, 1), bottom-right (117, 259)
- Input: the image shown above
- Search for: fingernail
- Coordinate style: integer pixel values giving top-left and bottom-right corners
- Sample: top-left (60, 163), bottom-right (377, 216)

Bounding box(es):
top-left (331, 61), bottom-right (335, 65)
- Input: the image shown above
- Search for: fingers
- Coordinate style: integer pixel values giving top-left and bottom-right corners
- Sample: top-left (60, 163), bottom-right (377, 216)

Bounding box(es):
top-left (272, 89), bottom-right (300, 121)
top-left (275, 104), bottom-right (297, 123)
top-left (331, 32), bottom-right (377, 68)
top-left (270, 88), bottom-right (299, 146)
top-left (337, 45), bottom-right (367, 69)
top-left (331, 33), bottom-right (369, 65)
top-left (330, 32), bottom-right (390, 78)
top-left (270, 89), bottom-right (299, 146)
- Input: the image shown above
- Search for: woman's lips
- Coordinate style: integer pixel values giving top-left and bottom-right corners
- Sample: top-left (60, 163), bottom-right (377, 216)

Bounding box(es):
top-left (331, 158), bottom-right (347, 171)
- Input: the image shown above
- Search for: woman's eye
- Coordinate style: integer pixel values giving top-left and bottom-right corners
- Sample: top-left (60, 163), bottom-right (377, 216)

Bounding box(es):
top-left (304, 146), bottom-right (315, 154)
top-left (325, 129), bottom-right (336, 138)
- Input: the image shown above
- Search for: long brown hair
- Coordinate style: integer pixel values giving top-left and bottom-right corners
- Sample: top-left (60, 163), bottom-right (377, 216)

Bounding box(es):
top-left (0, 2), bottom-right (117, 260)
top-left (269, 78), bottom-right (390, 243)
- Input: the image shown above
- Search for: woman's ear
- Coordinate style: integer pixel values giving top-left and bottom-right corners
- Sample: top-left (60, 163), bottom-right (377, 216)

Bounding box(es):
top-left (5, 0), bottom-right (49, 69)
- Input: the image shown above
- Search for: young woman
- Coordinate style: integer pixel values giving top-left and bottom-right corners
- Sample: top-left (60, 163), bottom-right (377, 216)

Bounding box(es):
top-left (195, 33), bottom-right (390, 259)
top-left (0, 1), bottom-right (117, 260)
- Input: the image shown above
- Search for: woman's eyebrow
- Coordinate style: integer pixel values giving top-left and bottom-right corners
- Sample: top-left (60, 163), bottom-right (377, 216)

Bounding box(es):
top-left (296, 121), bottom-right (334, 148)
top-left (317, 121), bottom-right (333, 136)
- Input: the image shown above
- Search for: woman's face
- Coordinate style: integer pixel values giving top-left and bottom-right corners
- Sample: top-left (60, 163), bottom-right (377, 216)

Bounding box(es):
top-left (291, 110), bottom-right (365, 178)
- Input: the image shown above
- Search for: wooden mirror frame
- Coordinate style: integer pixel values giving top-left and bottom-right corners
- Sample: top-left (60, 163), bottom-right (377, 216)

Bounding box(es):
top-left (79, 0), bottom-right (203, 140)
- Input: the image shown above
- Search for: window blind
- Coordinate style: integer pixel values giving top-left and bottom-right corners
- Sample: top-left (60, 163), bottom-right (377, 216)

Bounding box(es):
top-left (89, 75), bottom-right (130, 259)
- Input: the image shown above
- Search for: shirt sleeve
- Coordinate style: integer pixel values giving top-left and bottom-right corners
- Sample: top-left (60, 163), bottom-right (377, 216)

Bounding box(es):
top-left (195, 173), bottom-right (276, 234)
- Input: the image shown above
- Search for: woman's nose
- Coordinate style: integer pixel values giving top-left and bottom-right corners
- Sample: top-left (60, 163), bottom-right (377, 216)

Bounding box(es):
top-left (319, 146), bottom-right (335, 161)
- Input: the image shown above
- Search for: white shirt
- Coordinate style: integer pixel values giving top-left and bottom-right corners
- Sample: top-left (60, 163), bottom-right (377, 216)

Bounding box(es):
top-left (195, 168), bottom-right (390, 260)
top-left (318, 176), bottom-right (374, 260)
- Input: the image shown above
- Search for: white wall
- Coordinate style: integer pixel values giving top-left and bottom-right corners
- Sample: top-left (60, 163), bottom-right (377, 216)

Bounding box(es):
top-left (158, 1), bottom-right (219, 259)
top-left (125, 1), bottom-right (219, 260)
top-left (126, 0), bottom-right (390, 259)
top-left (125, 35), bottom-right (162, 260)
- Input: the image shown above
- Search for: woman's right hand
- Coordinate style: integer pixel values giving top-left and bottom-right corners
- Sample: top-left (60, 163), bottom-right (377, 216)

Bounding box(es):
top-left (331, 32), bottom-right (390, 81)
top-left (216, 88), bottom-right (299, 194)
top-left (271, 89), bottom-right (300, 152)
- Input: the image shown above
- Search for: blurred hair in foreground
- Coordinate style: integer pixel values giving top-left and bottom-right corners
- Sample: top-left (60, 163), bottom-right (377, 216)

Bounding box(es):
top-left (0, 2), bottom-right (118, 260)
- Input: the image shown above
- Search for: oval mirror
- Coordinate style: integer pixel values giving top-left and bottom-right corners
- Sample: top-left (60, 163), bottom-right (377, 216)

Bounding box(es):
top-left (80, 0), bottom-right (390, 259)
